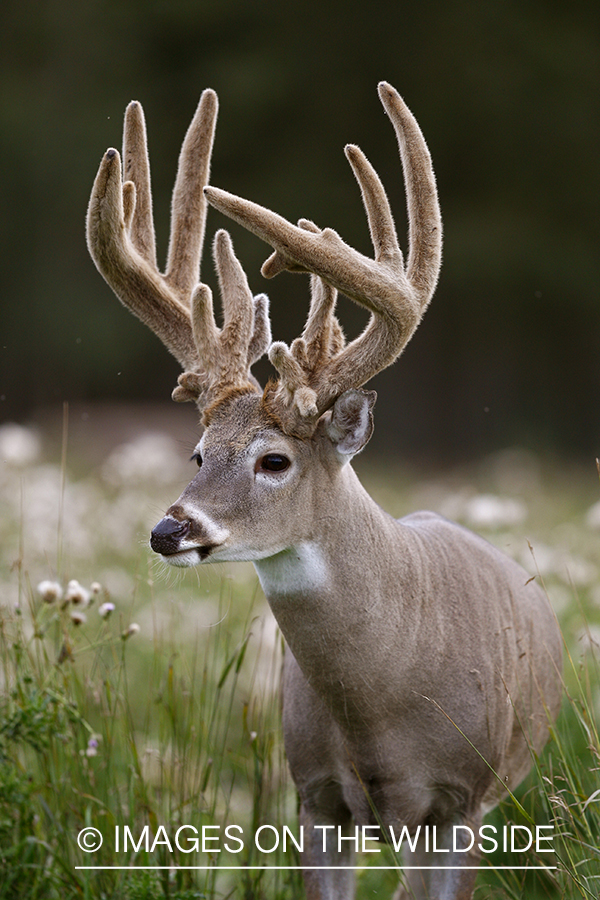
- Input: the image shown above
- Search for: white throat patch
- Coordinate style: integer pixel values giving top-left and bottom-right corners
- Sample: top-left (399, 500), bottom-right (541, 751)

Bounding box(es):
top-left (254, 542), bottom-right (329, 598)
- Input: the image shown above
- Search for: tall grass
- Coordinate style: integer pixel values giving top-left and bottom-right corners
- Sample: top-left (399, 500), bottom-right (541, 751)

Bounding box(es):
top-left (0, 568), bottom-right (304, 899)
top-left (0, 423), bottom-right (599, 898)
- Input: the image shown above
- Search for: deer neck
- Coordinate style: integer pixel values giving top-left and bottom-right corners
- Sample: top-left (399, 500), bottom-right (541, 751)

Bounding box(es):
top-left (253, 464), bottom-right (409, 722)
top-left (254, 463), bottom-right (387, 598)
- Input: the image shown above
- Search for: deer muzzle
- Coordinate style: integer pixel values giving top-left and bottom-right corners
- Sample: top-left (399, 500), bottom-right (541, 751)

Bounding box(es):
top-left (150, 509), bottom-right (228, 564)
top-left (150, 516), bottom-right (191, 556)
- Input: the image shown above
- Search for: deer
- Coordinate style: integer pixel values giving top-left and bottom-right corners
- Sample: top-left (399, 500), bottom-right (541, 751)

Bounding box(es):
top-left (86, 82), bottom-right (563, 900)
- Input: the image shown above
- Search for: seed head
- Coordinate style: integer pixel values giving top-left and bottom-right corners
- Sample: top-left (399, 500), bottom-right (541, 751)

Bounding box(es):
top-left (122, 622), bottom-right (141, 640)
top-left (36, 580), bottom-right (63, 604)
top-left (65, 579), bottom-right (91, 607)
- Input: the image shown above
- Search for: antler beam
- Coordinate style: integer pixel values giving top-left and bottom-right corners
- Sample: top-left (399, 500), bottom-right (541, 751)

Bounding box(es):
top-left (204, 82), bottom-right (442, 432)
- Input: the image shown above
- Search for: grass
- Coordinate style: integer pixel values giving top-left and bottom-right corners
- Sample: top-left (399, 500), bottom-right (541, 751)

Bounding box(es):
top-left (0, 419), bottom-right (599, 898)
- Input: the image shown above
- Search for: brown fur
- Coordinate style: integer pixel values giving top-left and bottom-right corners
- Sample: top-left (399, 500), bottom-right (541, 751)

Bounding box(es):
top-left (202, 383), bottom-right (261, 427)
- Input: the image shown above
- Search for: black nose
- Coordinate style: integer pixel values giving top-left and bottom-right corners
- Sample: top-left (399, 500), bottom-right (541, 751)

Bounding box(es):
top-left (150, 516), bottom-right (190, 555)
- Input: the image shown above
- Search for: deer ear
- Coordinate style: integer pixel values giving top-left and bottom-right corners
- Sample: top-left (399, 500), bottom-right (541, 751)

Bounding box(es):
top-left (325, 389), bottom-right (376, 458)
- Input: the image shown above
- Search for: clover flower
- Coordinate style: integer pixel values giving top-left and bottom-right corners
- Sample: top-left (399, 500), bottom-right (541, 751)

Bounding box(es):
top-left (86, 736), bottom-right (100, 757)
top-left (79, 735), bottom-right (101, 758)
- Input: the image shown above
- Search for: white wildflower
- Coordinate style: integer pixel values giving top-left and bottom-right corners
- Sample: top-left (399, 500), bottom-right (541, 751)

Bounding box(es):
top-left (90, 582), bottom-right (102, 595)
top-left (64, 579), bottom-right (91, 607)
top-left (11, 463), bottom-right (103, 559)
top-left (36, 580), bottom-right (63, 604)
top-left (85, 735), bottom-right (100, 757)
top-left (70, 610), bottom-right (87, 626)
top-left (0, 423), bottom-right (41, 467)
top-left (122, 622), bottom-right (140, 640)
top-left (102, 433), bottom-right (184, 487)
top-left (98, 602), bottom-right (115, 619)
top-left (464, 494), bottom-right (527, 529)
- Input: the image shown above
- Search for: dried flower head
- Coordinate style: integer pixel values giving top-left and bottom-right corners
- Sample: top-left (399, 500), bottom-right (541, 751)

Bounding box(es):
top-left (122, 622), bottom-right (141, 640)
top-left (36, 580), bottom-right (63, 604)
top-left (65, 579), bottom-right (91, 607)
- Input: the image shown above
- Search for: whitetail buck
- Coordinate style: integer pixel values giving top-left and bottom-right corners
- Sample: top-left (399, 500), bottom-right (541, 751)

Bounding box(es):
top-left (87, 83), bottom-right (562, 899)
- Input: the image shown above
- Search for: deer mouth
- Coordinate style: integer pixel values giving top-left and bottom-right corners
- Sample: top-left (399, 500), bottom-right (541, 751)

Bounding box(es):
top-left (195, 545), bottom-right (215, 561)
top-left (155, 544), bottom-right (216, 567)
top-left (182, 544), bottom-right (215, 562)
top-left (150, 515), bottom-right (220, 564)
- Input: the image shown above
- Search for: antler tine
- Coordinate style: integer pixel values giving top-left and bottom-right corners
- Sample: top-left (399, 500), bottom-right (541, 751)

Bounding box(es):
top-left (87, 146), bottom-right (198, 369)
top-left (213, 229), bottom-right (256, 386)
top-left (342, 142), bottom-right (401, 269)
top-left (166, 88), bottom-right (218, 299)
top-left (122, 100), bottom-right (157, 268)
top-left (293, 220), bottom-right (346, 368)
top-left (173, 229), bottom-right (265, 411)
top-left (269, 220), bottom-right (345, 374)
top-left (302, 274), bottom-right (345, 367)
top-left (247, 294), bottom-right (272, 367)
top-left (377, 81), bottom-right (442, 296)
top-left (204, 82), bottom-right (442, 432)
top-left (87, 89), bottom-right (226, 378)
top-left (265, 270), bottom-right (347, 430)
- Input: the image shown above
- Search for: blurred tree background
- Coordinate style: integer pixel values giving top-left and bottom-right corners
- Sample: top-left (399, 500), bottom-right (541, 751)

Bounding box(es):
top-left (1, 0), bottom-right (598, 462)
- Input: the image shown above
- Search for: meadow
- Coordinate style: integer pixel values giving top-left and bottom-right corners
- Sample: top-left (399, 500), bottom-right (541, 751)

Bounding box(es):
top-left (0, 413), bottom-right (599, 899)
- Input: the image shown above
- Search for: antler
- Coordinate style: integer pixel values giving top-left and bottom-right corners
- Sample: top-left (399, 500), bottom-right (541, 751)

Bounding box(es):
top-left (204, 82), bottom-right (442, 435)
top-left (86, 89), bottom-right (270, 412)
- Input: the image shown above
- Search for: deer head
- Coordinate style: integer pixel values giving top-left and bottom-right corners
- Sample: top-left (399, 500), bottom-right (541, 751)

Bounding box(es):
top-left (86, 82), bottom-right (441, 566)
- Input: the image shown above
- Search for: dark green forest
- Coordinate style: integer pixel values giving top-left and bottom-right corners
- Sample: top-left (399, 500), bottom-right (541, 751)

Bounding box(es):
top-left (1, 0), bottom-right (598, 461)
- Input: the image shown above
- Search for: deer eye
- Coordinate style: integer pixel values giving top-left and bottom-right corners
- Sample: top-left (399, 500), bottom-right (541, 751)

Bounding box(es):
top-left (190, 451), bottom-right (203, 468)
top-left (259, 454), bottom-right (290, 473)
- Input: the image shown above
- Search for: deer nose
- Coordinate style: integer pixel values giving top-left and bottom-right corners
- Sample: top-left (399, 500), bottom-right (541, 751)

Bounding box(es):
top-left (150, 516), bottom-right (190, 555)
